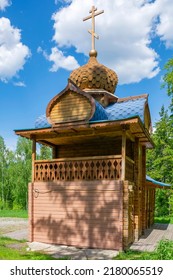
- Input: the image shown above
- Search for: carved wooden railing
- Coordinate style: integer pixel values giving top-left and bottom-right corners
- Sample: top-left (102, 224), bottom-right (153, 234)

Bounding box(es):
top-left (34, 155), bottom-right (122, 182)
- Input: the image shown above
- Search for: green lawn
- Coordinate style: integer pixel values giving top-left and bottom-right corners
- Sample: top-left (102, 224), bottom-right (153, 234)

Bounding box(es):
top-left (0, 237), bottom-right (69, 260)
top-left (114, 239), bottom-right (173, 260)
top-left (0, 236), bottom-right (173, 260)
top-left (0, 209), bottom-right (28, 218)
top-left (154, 216), bottom-right (173, 224)
top-left (0, 210), bottom-right (173, 260)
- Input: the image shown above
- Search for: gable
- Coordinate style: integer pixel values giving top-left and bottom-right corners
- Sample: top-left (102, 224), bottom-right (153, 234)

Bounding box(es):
top-left (46, 81), bottom-right (95, 126)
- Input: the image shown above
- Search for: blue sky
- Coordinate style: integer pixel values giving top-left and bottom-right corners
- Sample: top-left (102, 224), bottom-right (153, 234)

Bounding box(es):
top-left (0, 0), bottom-right (173, 150)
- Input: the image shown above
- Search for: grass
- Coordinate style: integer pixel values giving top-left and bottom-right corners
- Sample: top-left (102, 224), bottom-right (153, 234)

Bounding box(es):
top-left (114, 240), bottom-right (173, 260)
top-left (0, 237), bottom-right (69, 260)
top-left (154, 216), bottom-right (173, 224)
top-left (0, 211), bottom-right (173, 260)
top-left (0, 209), bottom-right (28, 218)
top-left (0, 236), bottom-right (173, 260)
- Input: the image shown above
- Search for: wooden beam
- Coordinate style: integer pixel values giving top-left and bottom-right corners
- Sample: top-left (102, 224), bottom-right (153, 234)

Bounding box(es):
top-left (121, 129), bottom-right (126, 180)
top-left (35, 129), bottom-right (123, 142)
top-left (126, 130), bottom-right (135, 142)
top-left (32, 139), bottom-right (36, 183)
top-left (37, 140), bottom-right (57, 148)
top-left (52, 146), bottom-right (57, 159)
top-left (141, 146), bottom-right (146, 233)
top-left (35, 154), bottom-right (122, 163)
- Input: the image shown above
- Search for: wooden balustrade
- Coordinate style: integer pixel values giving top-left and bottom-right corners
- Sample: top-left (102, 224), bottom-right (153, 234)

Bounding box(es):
top-left (34, 155), bottom-right (122, 182)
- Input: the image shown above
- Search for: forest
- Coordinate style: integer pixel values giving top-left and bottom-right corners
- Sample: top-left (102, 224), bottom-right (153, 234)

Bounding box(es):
top-left (0, 59), bottom-right (173, 217)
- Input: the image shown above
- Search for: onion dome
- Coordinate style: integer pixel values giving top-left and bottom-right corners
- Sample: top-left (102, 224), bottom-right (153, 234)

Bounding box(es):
top-left (70, 50), bottom-right (118, 95)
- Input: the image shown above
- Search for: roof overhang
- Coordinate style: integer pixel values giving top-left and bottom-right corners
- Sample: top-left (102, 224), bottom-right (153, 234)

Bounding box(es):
top-left (14, 116), bottom-right (154, 147)
top-left (146, 175), bottom-right (171, 189)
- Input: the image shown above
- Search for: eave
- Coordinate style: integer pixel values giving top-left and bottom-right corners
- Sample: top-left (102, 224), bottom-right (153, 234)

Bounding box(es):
top-left (14, 116), bottom-right (154, 148)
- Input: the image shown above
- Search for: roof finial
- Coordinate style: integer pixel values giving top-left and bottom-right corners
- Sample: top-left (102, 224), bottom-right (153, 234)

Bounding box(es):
top-left (83, 6), bottom-right (104, 57)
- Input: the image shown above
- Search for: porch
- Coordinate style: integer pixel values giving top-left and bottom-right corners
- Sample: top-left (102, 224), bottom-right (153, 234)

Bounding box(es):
top-left (33, 155), bottom-right (134, 182)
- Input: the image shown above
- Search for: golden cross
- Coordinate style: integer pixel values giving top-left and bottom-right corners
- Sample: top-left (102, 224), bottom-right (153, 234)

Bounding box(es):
top-left (83, 6), bottom-right (104, 51)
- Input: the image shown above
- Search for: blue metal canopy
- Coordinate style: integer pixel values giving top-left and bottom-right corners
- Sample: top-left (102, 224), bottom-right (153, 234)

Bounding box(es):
top-left (146, 175), bottom-right (171, 188)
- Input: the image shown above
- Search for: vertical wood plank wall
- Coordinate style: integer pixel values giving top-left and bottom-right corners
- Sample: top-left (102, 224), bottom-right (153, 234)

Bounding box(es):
top-left (29, 180), bottom-right (124, 250)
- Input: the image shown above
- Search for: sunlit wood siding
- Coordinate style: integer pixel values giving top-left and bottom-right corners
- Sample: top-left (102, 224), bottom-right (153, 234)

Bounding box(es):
top-left (29, 180), bottom-right (123, 250)
top-left (49, 92), bottom-right (92, 124)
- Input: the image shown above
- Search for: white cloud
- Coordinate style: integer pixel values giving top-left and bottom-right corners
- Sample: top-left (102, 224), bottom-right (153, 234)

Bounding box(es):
top-left (154, 0), bottom-right (173, 48)
top-left (55, 0), bottom-right (71, 4)
top-left (0, 17), bottom-right (30, 82)
top-left (0, 0), bottom-right (11, 11)
top-left (38, 46), bottom-right (79, 71)
top-left (13, 81), bottom-right (26, 87)
top-left (49, 0), bottom-right (173, 85)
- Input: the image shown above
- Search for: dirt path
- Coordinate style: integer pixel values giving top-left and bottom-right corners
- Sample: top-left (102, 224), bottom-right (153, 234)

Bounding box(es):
top-left (0, 217), bottom-right (28, 240)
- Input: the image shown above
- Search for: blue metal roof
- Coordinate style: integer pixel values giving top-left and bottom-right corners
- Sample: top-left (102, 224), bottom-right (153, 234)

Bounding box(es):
top-left (35, 114), bottom-right (50, 129)
top-left (146, 175), bottom-right (171, 188)
top-left (35, 96), bottom-right (147, 128)
top-left (90, 101), bottom-right (109, 121)
top-left (105, 97), bottom-right (146, 123)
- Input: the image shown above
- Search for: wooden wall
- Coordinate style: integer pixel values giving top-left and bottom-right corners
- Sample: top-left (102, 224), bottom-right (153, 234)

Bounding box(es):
top-left (49, 91), bottom-right (92, 124)
top-left (54, 137), bottom-right (134, 161)
top-left (57, 138), bottom-right (122, 158)
top-left (126, 139), bottom-right (134, 159)
top-left (29, 180), bottom-right (124, 250)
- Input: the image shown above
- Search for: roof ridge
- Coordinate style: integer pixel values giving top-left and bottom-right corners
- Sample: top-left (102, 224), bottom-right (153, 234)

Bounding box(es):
top-left (117, 94), bottom-right (148, 103)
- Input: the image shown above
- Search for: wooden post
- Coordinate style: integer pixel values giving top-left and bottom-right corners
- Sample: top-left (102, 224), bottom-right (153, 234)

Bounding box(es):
top-left (121, 129), bottom-right (126, 180)
top-left (52, 146), bottom-right (57, 159)
top-left (133, 140), bottom-right (144, 240)
top-left (142, 146), bottom-right (146, 233)
top-left (32, 139), bottom-right (36, 183)
top-left (30, 139), bottom-right (36, 242)
top-left (28, 183), bottom-right (34, 242)
top-left (134, 138), bottom-right (140, 240)
top-left (123, 180), bottom-right (129, 250)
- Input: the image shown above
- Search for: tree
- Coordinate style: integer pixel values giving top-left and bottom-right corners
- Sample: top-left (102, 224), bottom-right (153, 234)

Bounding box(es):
top-left (147, 106), bottom-right (173, 182)
top-left (0, 136), bottom-right (6, 209)
top-left (162, 58), bottom-right (173, 113)
top-left (0, 136), bottom-right (52, 210)
top-left (147, 106), bottom-right (173, 216)
top-left (39, 144), bottom-right (52, 160)
top-left (147, 57), bottom-right (173, 217)
top-left (13, 137), bottom-right (32, 209)
top-left (0, 136), bottom-right (15, 209)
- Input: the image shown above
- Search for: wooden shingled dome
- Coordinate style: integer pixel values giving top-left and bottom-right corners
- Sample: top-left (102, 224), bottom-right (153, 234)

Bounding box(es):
top-left (70, 54), bottom-right (118, 94)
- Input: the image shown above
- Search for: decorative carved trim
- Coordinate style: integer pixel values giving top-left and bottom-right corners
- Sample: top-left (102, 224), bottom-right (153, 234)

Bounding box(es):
top-left (34, 156), bottom-right (122, 182)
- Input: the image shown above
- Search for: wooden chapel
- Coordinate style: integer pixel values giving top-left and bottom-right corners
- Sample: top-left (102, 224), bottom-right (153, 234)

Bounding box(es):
top-left (14, 6), bottom-right (168, 250)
